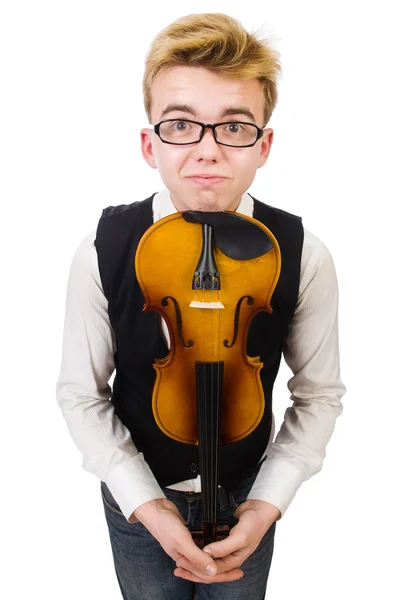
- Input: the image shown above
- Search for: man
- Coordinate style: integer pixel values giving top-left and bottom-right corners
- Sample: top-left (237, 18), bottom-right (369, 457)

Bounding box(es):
top-left (56, 12), bottom-right (346, 599)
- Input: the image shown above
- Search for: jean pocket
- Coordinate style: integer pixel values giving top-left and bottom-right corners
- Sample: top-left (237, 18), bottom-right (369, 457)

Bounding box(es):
top-left (226, 490), bottom-right (239, 511)
top-left (100, 481), bottom-right (124, 517)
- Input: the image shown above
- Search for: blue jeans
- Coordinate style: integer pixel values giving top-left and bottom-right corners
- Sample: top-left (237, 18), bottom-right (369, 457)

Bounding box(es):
top-left (101, 463), bottom-right (276, 600)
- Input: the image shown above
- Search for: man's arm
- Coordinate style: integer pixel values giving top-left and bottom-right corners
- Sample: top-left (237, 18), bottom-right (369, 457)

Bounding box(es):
top-left (176, 229), bottom-right (346, 583)
top-left (246, 228), bottom-right (346, 515)
top-left (56, 230), bottom-right (166, 519)
top-left (56, 230), bottom-right (222, 578)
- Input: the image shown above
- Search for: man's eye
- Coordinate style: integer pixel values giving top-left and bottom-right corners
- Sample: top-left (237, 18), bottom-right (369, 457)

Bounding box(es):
top-left (173, 121), bottom-right (189, 130)
top-left (227, 123), bottom-right (242, 132)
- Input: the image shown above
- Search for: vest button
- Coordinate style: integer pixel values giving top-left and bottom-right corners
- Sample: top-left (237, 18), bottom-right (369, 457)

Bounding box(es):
top-left (189, 462), bottom-right (199, 474)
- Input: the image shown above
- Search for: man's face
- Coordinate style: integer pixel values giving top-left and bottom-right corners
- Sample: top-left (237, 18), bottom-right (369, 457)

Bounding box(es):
top-left (141, 66), bottom-right (273, 212)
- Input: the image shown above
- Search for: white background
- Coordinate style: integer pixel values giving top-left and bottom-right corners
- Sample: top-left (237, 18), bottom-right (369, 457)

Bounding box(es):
top-left (1, 1), bottom-right (396, 598)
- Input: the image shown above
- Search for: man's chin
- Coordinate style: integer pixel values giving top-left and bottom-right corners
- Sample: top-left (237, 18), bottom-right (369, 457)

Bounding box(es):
top-left (170, 187), bottom-right (240, 213)
top-left (190, 189), bottom-right (230, 211)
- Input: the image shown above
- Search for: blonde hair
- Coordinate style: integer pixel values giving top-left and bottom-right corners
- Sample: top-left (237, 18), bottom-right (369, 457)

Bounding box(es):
top-left (143, 13), bottom-right (281, 126)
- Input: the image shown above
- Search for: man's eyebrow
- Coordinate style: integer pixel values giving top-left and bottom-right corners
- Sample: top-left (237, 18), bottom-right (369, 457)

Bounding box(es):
top-left (220, 107), bottom-right (256, 123)
top-left (160, 104), bottom-right (196, 118)
top-left (160, 104), bottom-right (257, 123)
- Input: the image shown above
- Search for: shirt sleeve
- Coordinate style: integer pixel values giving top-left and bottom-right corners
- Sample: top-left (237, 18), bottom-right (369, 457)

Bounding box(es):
top-left (247, 229), bottom-right (346, 517)
top-left (56, 231), bottom-right (165, 521)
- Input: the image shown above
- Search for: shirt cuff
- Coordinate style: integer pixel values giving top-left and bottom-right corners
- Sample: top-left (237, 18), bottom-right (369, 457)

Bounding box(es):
top-left (105, 453), bottom-right (166, 522)
top-left (247, 454), bottom-right (305, 519)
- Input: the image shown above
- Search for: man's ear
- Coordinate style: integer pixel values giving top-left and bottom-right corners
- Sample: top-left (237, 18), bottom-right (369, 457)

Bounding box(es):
top-left (258, 128), bottom-right (274, 168)
top-left (141, 128), bottom-right (157, 169)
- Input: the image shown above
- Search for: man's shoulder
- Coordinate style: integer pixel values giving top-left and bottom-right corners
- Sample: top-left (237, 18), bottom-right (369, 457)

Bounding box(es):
top-left (251, 195), bottom-right (302, 224)
top-left (303, 228), bottom-right (332, 258)
top-left (301, 227), bottom-right (335, 281)
top-left (66, 229), bottom-right (100, 286)
top-left (100, 195), bottom-right (155, 220)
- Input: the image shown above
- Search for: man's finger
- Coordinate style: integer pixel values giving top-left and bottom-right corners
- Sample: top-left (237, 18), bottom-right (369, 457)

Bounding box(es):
top-left (177, 553), bottom-right (242, 576)
top-left (174, 566), bottom-right (244, 584)
top-left (203, 529), bottom-right (247, 559)
top-left (179, 538), bottom-right (218, 576)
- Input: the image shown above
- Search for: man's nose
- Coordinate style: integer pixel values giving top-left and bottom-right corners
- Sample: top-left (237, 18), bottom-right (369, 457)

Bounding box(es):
top-left (194, 126), bottom-right (221, 158)
top-left (200, 126), bottom-right (217, 144)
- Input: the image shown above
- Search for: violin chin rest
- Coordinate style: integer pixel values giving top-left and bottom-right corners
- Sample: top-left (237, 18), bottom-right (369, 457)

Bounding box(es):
top-left (182, 210), bottom-right (274, 259)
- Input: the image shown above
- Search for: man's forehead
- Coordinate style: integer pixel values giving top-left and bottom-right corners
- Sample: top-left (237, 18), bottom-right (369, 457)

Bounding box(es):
top-left (151, 69), bottom-right (264, 122)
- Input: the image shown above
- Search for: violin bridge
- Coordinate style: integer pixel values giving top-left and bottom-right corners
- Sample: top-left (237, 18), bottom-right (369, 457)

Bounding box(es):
top-left (189, 300), bottom-right (225, 309)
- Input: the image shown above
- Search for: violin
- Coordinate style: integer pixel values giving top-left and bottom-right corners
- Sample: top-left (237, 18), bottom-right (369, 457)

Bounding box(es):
top-left (135, 209), bottom-right (281, 545)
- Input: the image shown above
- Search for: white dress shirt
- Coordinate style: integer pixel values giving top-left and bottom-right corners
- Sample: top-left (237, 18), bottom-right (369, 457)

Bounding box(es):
top-left (56, 188), bottom-right (346, 522)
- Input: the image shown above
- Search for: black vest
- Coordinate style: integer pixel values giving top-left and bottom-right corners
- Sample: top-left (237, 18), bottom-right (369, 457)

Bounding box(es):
top-left (95, 194), bottom-right (303, 488)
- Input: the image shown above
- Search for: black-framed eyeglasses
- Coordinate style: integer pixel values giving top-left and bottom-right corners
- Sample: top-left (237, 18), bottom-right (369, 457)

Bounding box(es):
top-left (153, 119), bottom-right (265, 148)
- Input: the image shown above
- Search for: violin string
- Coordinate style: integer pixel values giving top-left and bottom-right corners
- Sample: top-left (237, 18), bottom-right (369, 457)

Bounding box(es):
top-left (214, 282), bottom-right (218, 527)
top-left (212, 283), bottom-right (215, 530)
top-left (210, 284), bottom-right (212, 525)
top-left (209, 289), bottom-right (213, 525)
top-left (208, 274), bottom-right (213, 526)
top-left (214, 282), bottom-right (217, 526)
top-left (216, 285), bottom-right (221, 531)
top-left (215, 280), bottom-right (220, 527)
top-left (203, 279), bottom-right (210, 526)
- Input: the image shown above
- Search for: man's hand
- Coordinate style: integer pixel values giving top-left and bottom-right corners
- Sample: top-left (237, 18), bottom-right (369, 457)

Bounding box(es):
top-left (173, 500), bottom-right (280, 583)
top-left (133, 498), bottom-right (243, 583)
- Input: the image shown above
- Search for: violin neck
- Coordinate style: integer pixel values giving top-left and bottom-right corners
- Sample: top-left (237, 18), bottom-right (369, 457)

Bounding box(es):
top-left (195, 361), bottom-right (224, 545)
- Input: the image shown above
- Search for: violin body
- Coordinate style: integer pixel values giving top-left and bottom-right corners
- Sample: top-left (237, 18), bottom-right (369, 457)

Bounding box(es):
top-left (135, 211), bottom-right (280, 444)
